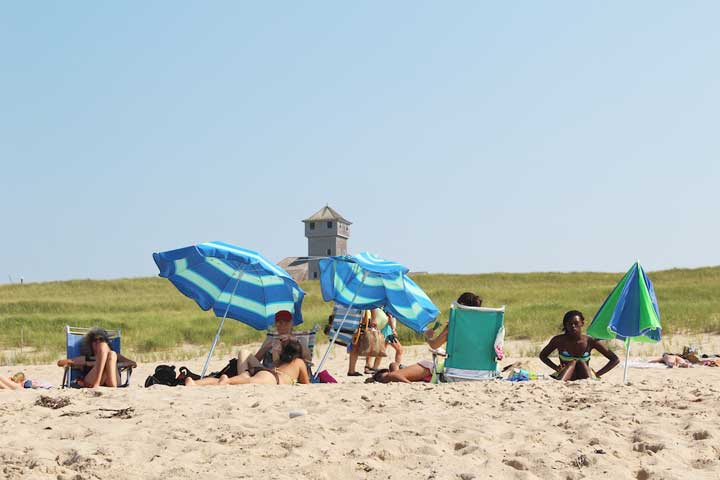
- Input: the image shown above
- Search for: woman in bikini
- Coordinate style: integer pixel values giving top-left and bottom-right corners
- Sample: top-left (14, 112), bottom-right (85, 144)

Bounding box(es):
top-left (56, 328), bottom-right (136, 388)
top-left (539, 310), bottom-right (619, 381)
top-left (366, 360), bottom-right (434, 384)
top-left (187, 340), bottom-right (309, 386)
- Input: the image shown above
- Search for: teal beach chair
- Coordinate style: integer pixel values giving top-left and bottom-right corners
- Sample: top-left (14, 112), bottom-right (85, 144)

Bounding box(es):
top-left (433, 303), bottom-right (505, 382)
top-left (61, 326), bottom-right (133, 388)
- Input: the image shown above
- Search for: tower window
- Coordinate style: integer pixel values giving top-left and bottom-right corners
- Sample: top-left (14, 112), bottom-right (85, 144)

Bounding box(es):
top-left (309, 222), bottom-right (315, 230)
top-left (313, 272), bottom-right (318, 279)
top-left (327, 221), bottom-right (332, 228)
top-left (327, 249), bottom-right (331, 255)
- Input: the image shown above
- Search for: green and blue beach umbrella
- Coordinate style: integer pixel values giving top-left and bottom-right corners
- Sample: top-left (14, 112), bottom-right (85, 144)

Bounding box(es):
top-left (153, 241), bottom-right (305, 377)
top-left (587, 261), bottom-right (661, 382)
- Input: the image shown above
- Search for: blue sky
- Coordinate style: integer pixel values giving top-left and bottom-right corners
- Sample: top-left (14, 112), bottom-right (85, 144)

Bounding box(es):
top-left (1, 2), bottom-right (718, 283)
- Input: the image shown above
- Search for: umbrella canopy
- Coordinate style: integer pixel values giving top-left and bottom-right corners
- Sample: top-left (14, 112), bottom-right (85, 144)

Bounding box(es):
top-left (587, 261), bottom-right (661, 383)
top-left (153, 241), bottom-right (305, 378)
top-left (319, 252), bottom-right (439, 333)
top-left (314, 252), bottom-right (439, 380)
top-left (153, 241), bottom-right (304, 330)
top-left (587, 262), bottom-right (661, 343)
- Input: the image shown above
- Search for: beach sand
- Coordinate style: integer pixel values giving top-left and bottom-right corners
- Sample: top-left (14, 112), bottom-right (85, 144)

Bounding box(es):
top-left (2, 342), bottom-right (720, 480)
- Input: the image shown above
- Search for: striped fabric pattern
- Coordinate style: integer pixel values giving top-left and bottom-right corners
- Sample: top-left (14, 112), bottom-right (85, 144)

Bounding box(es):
top-left (329, 303), bottom-right (364, 346)
top-left (319, 253), bottom-right (439, 333)
top-left (153, 241), bottom-right (305, 331)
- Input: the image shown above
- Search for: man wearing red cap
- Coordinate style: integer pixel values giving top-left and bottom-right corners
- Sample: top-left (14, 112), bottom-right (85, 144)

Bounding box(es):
top-left (253, 310), bottom-right (310, 367)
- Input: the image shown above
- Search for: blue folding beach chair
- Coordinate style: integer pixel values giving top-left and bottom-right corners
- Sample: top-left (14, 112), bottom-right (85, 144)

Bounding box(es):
top-left (432, 304), bottom-right (505, 382)
top-left (60, 326), bottom-right (133, 388)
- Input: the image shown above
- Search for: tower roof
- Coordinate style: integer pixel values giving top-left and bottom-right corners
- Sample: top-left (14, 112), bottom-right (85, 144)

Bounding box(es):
top-left (302, 205), bottom-right (352, 224)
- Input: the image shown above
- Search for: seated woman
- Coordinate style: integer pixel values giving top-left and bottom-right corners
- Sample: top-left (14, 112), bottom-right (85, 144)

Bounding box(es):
top-left (425, 292), bottom-right (482, 349)
top-left (57, 327), bottom-right (136, 388)
top-left (187, 340), bottom-right (309, 386)
top-left (539, 310), bottom-right (619, 381)
top-left (366, 360), bottom-right (434, 384)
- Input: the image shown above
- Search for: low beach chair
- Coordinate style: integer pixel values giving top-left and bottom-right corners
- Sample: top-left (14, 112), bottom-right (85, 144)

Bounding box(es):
top-left (60, 326), bottom-right (134, 388)
top-left (432, 303), bottom-right (505, 382)
top-left (261, 325), bottom-right (319, 375)
top-left (326, 303), bottom-right (364, 347)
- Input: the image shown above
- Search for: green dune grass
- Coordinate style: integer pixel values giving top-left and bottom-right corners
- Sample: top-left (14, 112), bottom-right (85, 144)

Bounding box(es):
top-left (1, 266), bottom-right (719, 364)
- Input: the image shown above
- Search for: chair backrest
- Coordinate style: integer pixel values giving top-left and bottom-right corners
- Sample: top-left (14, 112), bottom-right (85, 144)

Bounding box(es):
top-left (64, 326), bottom-right (122, 386)
top-left (328, 304), bottom-right (364, 346)
top-left (262, 326), bottom-right (319, 367)
top-left (445, 304), bottom-right (505, 374)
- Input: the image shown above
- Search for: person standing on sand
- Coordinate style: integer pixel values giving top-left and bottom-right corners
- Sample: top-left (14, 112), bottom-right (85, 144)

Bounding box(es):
top-left (367, 309), bottom-right (403, 373)
top-left (539, 310), bottom-right (619, 381)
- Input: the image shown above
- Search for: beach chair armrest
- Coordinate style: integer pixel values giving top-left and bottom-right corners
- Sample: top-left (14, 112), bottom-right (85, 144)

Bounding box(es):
top-left (430, 347), bottom-right (447, 357)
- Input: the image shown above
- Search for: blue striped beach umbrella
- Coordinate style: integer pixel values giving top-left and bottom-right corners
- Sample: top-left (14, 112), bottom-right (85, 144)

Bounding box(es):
top-left (314, 252), bottom-right (439, 378)
top-left (153, 241), bottom-right (304, 377)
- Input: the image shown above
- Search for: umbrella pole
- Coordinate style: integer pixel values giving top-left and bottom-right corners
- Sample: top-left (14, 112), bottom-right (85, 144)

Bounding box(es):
top-left (312, 271), bottom-right (367, 381)
top-left (201, 270), bottom-right (244, 379)
top-left (623, 337), bottom-right (631, 384)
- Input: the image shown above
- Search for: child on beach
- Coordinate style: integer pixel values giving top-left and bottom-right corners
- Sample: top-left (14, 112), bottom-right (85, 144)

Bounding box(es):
top-left (0, 373), bottom-right (52, 390)
top-left (0, 373), bottom-right (24, 390)
top-left (539, 310), bottom-right (619, 381)
top-left (57, 327), bottom-right (136, 388)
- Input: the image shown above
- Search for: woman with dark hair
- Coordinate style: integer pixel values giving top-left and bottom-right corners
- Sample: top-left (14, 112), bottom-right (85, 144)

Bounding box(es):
top-left (56, 327), bottom-right (136, 388)
top-left (425, 292), bottom-right (483, 349)
top-left (187, 340), bottom-right (310, 386)
top-left (539, 310), bottom-right (619, 381)
top-left (366, 360), bottom-right (435, 384)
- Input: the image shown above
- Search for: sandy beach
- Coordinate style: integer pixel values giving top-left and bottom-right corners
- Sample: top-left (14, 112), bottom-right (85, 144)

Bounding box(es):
top-left (2, 341), bottom-right (720, 480)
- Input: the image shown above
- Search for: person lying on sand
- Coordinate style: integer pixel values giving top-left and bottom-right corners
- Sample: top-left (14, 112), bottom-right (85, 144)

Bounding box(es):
top-left (56, 327), bottom-right (136, 388)
top-left (0, 374), bottom-right (24, 390)
top-left (425, 292), bottom-right (483, 349)
top-left (365, 360), bottom-right (434, 384)
top-left (539, 310), bottom-right (619, 381)
top-left (649, 353), bottom-right (690, 368)
top-left (186, 340), bottom-right (309, 386)
top-left (0, 372), bottom-right (51, 390)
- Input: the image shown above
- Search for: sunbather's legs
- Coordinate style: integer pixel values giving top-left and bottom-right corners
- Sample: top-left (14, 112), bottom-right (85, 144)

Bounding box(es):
top-left (83, 342), bottom-right (111, 388)
top-left (219, 370), bottom-right (277, 385)
top-left (186, 376), bottom-right (219, 386)
top-left (102, 350), bottom-right (118, 387)
top-left (558, 361), bottom-right (577, 381)
top-left (237, 349), bottom-right (257, 373)
top-left (572, 361), bottom-right (591, 380)
top-left (388, 341), bottom-right (403, 365)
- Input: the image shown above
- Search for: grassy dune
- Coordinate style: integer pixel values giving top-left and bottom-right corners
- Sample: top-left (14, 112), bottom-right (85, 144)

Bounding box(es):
top-left (1, 266), bottom-right (719, 364)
